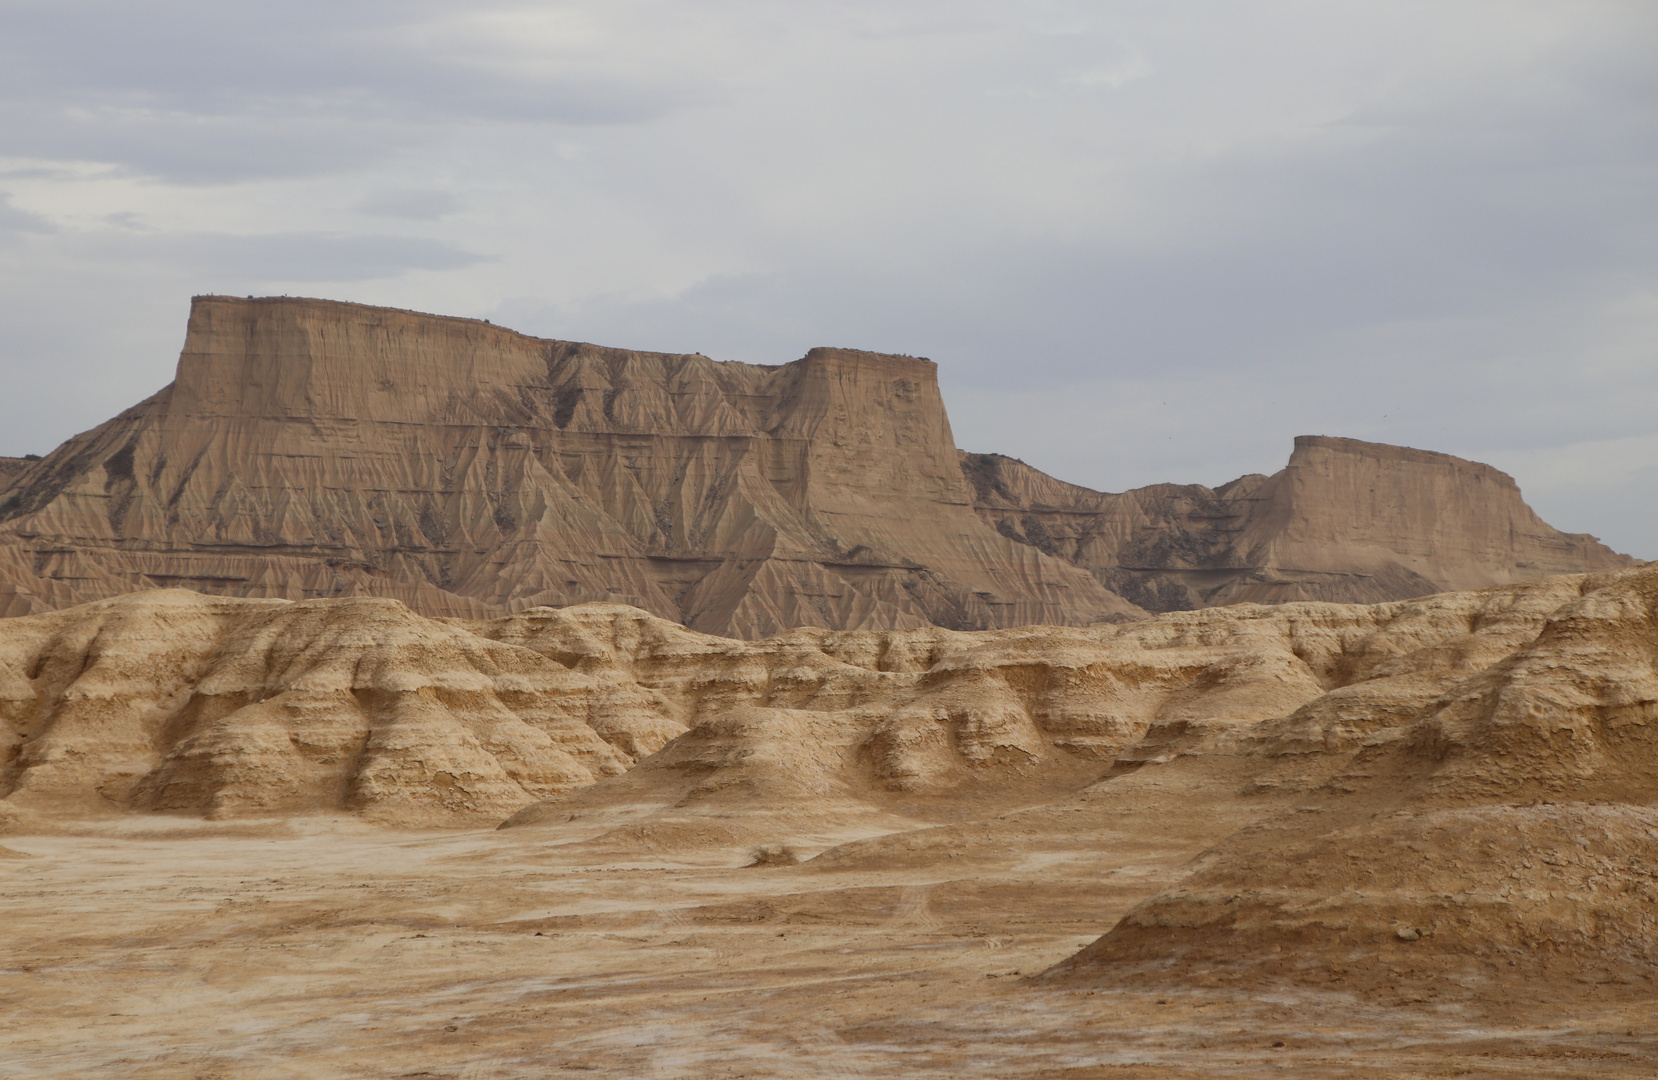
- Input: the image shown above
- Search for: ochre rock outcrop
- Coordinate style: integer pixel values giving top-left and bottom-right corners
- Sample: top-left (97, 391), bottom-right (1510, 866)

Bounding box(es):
top-left (965, 436), bottom-right (1631, 612)
top-left (0, 589), bottom-right (1235, 828)
top-left (0, 571), bottom-right (1602, 829)
top-left (11, 565), bottom-right (1658, 998)
top-left (0, 296), bottom-right (1137, 636)
top-left (0, 591), bottom-right (654, 826)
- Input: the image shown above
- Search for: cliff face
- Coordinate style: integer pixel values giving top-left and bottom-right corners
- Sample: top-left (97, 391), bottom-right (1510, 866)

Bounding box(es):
top-left (965, 435), bottom-right (1633, 612)
top-left (0, 296), bottom-right (1137, 636)
top-left (0, 296), bottom-right (1626, 632)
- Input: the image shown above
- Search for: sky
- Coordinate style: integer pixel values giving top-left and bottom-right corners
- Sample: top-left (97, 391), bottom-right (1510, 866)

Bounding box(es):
top-left (1, 1), bottom-right (1655, 553)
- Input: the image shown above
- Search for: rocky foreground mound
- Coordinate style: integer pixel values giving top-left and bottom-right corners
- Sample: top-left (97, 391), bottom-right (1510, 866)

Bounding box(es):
top-left (0, 568), bottom-right (1617, 830)
top-left (1044, 561), bottom-right (1658, 999)
top-left (0, 296), bottom-right (1627, 633)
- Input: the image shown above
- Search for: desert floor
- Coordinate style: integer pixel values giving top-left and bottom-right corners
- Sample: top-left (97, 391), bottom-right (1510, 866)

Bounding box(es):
top-left (6, 764), bottom-right (1658, 1080)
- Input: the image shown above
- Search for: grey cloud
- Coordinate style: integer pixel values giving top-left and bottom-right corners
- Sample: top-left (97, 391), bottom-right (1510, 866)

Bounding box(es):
top-left (0, 1), bottom-right (705, 120)
top-left (0, 105), bottom-right (414, 183)
top-left (81, 230), bottom-right (491, 284)
top-left (0, 194), bottom-right (54, 242)
top-left (0, 1), bottom-right (714, 181)
top-left (488, 5), bottom-right (1657, 394)
top-left (354, 190), bottom-right (463, 221)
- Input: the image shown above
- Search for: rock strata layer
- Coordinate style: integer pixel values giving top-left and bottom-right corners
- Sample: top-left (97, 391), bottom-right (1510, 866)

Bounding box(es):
top-left (0, 570), bottom-right (1602, 828)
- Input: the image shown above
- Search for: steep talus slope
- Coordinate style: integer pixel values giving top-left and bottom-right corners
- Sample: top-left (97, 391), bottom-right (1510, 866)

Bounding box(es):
top-left (1046, 562), bottom-right (1658, 1000)
top-left (0, 295), bottom-right (1137, 636)
top-left (965, 435), bottom-right (1631, 612)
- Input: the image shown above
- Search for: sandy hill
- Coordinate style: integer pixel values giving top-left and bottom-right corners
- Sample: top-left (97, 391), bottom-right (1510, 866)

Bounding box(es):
top-left (0, 569), bottom-right (1614, 836)
top-left (4, 586), bottom-right (1278, 829)
top-left (0, 295), bottom-right (1627, 634)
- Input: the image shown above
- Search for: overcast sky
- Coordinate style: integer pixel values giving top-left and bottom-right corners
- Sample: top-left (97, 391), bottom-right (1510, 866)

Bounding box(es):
top-left (2, 1), bottom-right (1655, 553)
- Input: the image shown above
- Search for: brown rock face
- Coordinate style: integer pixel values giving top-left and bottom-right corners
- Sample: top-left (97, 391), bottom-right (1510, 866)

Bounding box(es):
top-left (965, 435), bottom-right (1632, 612)
top-left (0, 295), bottom-right (1625, 633)
top-left (0, 296), bottom-right (1137, 636)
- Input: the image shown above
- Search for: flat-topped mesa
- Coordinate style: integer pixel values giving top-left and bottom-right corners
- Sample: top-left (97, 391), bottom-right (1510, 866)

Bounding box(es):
top-left (0, 296), bottom-right (1137, 635)
top-left (171, 295), bottom-right (563, 422)
top-left (964, 435), bottom-right (1632, 612)
top-left (0, 295), bottom-right (1626, 630)
top-left (1262, 436), bottom-right (1621, 589)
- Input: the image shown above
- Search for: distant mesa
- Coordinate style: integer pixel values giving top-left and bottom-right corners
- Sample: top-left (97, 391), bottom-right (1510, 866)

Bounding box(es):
top-left (0, 295), bottom-right (1629, 633)
top-left (964, 436), bottom-right (1630, 611)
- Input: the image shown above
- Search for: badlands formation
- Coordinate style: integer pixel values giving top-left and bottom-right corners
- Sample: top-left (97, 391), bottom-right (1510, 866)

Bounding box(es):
top-left (0, 295), bottom-right (1628, 633)
top-left (4, 563), bottom-right (1658, 1074)
top-left (1, 296), bottom-right (1652, 1075)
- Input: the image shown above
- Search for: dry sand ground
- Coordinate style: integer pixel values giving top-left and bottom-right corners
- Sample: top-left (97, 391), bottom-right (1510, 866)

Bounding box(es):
top-left (5, 759), bottom-right (1656, 1079)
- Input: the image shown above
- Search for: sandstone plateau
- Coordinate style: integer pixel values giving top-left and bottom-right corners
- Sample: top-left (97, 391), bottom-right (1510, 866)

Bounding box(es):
top-left (0, 295), bottom-right (1628, 635)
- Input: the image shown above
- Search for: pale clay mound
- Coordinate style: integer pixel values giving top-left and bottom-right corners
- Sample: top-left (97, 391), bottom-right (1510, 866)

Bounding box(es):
top-left (1046, 561), bottom-right (1658, 999)
top-left (0, 567), bottom-right (1624, 837)
top-left (0, 574), bottom-right (1578, 829)
top-left (0, 295), bottom-right (1627, 633)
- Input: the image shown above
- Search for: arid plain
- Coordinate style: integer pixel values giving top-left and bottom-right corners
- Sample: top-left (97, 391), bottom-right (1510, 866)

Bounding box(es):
top-left (10, 796), bottom-right (1652, 1079)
